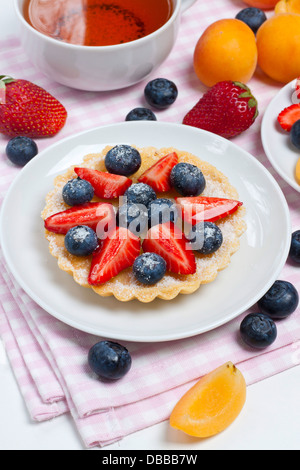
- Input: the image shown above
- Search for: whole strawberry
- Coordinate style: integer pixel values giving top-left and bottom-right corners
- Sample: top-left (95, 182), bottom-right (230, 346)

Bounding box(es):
top-left (0, 75), bottom-right (67, 138)
top-left (183, 81), bottom-right (258, 139)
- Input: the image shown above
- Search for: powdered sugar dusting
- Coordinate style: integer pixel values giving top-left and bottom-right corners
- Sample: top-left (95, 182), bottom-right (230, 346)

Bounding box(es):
top-left (71, 226), bottom-right (92, 242)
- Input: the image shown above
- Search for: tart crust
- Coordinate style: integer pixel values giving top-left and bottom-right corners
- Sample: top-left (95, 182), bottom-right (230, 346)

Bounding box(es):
top-left (42, 146), bottom-right (246, 303)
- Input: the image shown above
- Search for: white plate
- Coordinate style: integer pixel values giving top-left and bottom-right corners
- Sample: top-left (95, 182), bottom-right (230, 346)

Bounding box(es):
top-left (262, 80), bottom-right (300, 193)
top-left (0, 122), bottom-right (291, 342)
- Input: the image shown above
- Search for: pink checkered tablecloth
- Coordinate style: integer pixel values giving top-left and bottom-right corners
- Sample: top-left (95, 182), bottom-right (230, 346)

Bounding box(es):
top-left (0, 0), bottom-right (299, 448)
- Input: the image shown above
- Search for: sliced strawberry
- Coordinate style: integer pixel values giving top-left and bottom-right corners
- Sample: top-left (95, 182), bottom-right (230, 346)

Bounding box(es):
top-left (176, 197), bottom-right (243, 225)
top-left (142, 223), bottom-right (196, 275)
top-left (278, 104), bottom-right (300, 132)
top-left (74, 167), bottom-right (132, 199)
top-left (88, 226), bottom-right (141, 285)
top-left (138, 152), bottom-right (178, 192)
top-left (44, 202), bottom-right (115, 235)
top-left (296, 77), bottom-right (300, 100)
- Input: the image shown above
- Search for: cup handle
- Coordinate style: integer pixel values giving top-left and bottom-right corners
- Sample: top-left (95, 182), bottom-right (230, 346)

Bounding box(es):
top-left (181, 0), bottom-right (198, 12)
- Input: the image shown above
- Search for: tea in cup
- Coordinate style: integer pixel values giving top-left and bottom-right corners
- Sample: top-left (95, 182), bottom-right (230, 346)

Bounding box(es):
top-left (14, 0), bottom-right (198, 91)
top-left (24, 0), bottom-right (174, 47)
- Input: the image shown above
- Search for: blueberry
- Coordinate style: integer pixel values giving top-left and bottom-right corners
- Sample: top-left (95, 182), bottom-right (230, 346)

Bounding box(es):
top-left (240, 313), bottom-right (277, 349)
top-left (148, 198), bottom-right (178, 227)
top-left (88, 341), bottom-right (132, 381)
top-left (105, 145), bottom-right (142, 176)
top-left (236, 8), bottom-right (267, 34)
top-left (170, 162), bottom-right (206, 197)
top-left (290, 120), bottom-right (300, 150)
top-left (62, 178), bottom-right (94, 206)
top-left (257, 280), bottom-right (299, 320)
top-left (290, 230), bottom-right (300, 263)
top-left (124, 183), bottom-right (157, 207)
top-left (126, 107), bottom-right (157, 121)
top-left (144, 78), bottom-right (178, 109)
top-left (133, 253), bottom-right (167, 285)
top-left (6, 136), bottom-right (38, 167)
top-left (117, 202), bottom-right (148, 236)
top-left (188, 222), bottom-right (223, 254)
top-left (64, 226), bottom-right (98, 256)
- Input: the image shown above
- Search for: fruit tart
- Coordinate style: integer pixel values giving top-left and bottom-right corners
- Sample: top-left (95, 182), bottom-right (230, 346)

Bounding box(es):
top-left (42, 145), bottom-right (246, 303)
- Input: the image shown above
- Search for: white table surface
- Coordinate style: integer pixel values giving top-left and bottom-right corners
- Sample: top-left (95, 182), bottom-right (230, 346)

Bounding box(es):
top-left (0, 1), bottom-right (300, 451)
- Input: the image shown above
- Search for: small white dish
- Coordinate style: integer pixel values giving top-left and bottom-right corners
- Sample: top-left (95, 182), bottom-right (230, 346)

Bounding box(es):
top-left (261, 79), bottom-right (300, 193)
top-left (0, 122), bottom-right (291, 342)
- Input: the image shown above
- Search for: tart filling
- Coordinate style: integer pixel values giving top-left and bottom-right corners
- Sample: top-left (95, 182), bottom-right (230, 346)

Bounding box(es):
top-left (42, 146), bottom-right (246, 303)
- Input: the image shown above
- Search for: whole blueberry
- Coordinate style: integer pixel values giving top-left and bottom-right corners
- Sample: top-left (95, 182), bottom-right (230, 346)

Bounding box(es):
top-left (124, 183), bottom-right (157, 207)
top-left (236, 7), bottom-right (267, 34)
top-left (240, 313), bottom-right (277, 349)
top-left (170, 162), bottom-right (206, 197)
top-left (290, 120), bottom-right (300, 150)
top-left (6, 136), bottom-right (38, 167)
top-left (62, 178), bottom-right (94, 206)
top-left (105, 145), bottom-right (142, 176)
top-left (257, 280), bottom-right (299, 319)
top-left (188, 222), bottom-right (223, 254)
top-left (117, 202), bottom-right (148, 236)
top-left (64, 225), bottom-right (98, 256)
top-left (144, 78), bottom-right (178, 109)
top-left (148, 198), bottom-right (178, 227)
top-left (290, 230), bottom-right (300, 263)
top-left (125, 107), bottom-right (157, 121)
top-left (88, 341), bottom-right (132, 381)
top-left (133, 253), bottom-right (167, 285)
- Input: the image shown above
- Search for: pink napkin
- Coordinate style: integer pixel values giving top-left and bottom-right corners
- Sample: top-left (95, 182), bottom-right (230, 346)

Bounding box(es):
top-left (0, 1), bottom-right (299, 448)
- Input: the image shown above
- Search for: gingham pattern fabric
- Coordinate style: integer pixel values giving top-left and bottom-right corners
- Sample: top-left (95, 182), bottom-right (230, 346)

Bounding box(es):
top-left (0, 0), bottom-right (299, 448)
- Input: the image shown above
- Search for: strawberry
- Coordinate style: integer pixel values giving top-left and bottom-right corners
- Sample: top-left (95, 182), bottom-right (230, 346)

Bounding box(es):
top-left (138, 152), bottom-right (178, 192)
top-left (44, 202), bottom-right (115, 235)
top-left (176, 197), bottom-right (243, 225)
top-left (296, 77), bottom-right (300, 100)
top-left (142, 222), bottom-right (196, 275)
top-left (183, 81), bottom-right (258, 139)
top-left (278, 104), bottom-right (300, 132)
top-left (75, 167), bottom-right (132, 199)
top-left (88, 226), bottom-right (141, 285)
top-left (0, 75), bottom-right (67, 138)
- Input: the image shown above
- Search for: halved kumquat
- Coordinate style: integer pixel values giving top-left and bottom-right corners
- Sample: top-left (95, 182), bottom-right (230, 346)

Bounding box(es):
top-left (295, 157), bottom-right (300, 185)
top-left (170, 362), bottom-right (246, 438)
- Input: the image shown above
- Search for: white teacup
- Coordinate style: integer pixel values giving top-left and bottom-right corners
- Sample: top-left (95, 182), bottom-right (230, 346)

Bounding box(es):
top-left (14, 0), bottom-right (197, 92)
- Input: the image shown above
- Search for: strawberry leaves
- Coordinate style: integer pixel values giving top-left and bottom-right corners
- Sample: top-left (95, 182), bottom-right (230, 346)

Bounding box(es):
top-left (0, 76), bottom-right (15, 105)
top-left (0, 75), bottom-right (16, 85)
